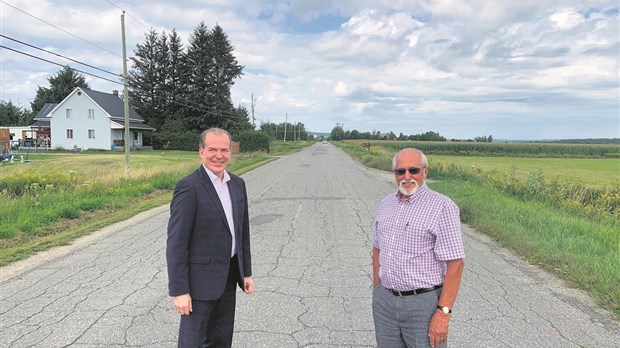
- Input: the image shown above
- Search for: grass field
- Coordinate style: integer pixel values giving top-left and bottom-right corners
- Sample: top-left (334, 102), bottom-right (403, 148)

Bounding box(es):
top-left (427, 155), bottom-right (620, 190)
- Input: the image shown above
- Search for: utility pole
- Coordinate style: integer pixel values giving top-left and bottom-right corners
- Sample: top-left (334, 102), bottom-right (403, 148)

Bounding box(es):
top-left (121, 11), bottom-right (130, 171)
top-left (283, 113), bottom-right (288, 143)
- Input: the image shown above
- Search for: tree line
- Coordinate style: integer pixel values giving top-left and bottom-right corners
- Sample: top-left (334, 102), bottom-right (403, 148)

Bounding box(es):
top-left (329, 125), bottom-right (449, 141)
top-left (328, 125), bottom-right (499, 143)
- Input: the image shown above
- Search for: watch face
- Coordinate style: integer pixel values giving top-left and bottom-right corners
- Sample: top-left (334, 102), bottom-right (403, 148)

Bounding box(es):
top-left (439, 306), bottom-right (450, 313)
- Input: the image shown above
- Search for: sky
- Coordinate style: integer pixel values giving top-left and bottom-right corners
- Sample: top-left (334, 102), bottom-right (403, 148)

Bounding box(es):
top-left (1, 0), bottom-right (619, 140)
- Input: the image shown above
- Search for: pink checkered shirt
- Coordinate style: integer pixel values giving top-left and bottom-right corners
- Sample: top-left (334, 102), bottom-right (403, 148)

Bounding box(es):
top-left (373, 183), bottom-right (465, 291)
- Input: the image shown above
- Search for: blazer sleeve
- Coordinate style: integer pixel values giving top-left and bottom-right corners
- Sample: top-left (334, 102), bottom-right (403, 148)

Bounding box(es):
top-left (241, 179), bottom-right (252, 277)
top-left (166, 177), bottom-right (196, 296)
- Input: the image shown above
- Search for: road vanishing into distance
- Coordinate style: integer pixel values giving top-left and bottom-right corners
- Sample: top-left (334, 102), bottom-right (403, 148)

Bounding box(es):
top-left (1, 143), bottom-right (618, 347)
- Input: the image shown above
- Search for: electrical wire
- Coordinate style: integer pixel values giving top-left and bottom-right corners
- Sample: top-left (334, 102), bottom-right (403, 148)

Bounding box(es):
top-left (0, 0), bottom-right (121, 58)
top-left (0, 45), bottom-right (123, 85)
top-left (102, 0), bottom-right (151, 32)
top-left (1, 34), bottom-right (121, 77)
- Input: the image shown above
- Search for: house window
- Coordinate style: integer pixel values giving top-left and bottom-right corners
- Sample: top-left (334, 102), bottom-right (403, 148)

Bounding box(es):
top-left (87, 109), bottom-right (95, 119)
top-left (65, 109), bottom-right (72, 118)
top-left (88, 129), bottom-right (95, 139)
top-left (133, 131), bottom-right (138, 141)
top-left (66, 129), bottom-right (73, 139)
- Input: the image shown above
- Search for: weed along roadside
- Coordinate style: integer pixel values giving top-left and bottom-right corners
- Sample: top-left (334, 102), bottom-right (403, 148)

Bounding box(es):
top-left (336, 140), bottom-right (620, 318)
top-left (0, 142), bottom-right (312, 267)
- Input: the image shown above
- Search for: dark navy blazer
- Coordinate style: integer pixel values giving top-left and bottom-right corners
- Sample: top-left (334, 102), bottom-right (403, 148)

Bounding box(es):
top-left (166, 166), bottom-right (252, 300)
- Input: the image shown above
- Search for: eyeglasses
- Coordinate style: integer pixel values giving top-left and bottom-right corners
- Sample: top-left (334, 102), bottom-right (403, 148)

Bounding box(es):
top-left (393, 167), bottom-right (424, 175)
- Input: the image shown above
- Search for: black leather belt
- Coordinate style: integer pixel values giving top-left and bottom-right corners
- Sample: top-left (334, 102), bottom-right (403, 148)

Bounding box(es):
top-left (389, 284), bottom-right (442, 296)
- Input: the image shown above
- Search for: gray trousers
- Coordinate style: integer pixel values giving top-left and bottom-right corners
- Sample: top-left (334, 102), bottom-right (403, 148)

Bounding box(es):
top-left (372, 283), bottom-right (446, 348)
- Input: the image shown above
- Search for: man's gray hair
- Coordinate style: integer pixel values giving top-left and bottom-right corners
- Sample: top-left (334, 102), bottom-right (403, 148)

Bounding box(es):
top-left (199, 128), bottom-right (232, 149)
top-left (392, 148), bottom-right (428, 169)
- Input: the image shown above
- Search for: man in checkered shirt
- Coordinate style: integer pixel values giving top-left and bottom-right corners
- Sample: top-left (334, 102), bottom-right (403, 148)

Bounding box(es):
top-left (372, 148), bottom-right (465, 348)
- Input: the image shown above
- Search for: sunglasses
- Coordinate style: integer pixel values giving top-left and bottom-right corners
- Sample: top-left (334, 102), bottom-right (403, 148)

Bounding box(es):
top-left (393, 167), bottom-right (423, 176)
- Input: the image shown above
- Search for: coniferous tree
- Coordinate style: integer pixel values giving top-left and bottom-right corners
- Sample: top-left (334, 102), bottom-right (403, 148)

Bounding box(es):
top-left (223, 104), bottom-right (253, 134)
top-left (163, 29), bottom-right (187, 130)
top-left (128, 22), bottom-right (243, 145)
top-left (184, 22), bottom-right (214, 131)
top-left (128, 29), bottom-right (162, 129)
top-left (207, 24), bottom-right (244, 129)
top-left (185, 22), bottom-right (243, 132)
top-left (30, 66), bottom-right (89, 115)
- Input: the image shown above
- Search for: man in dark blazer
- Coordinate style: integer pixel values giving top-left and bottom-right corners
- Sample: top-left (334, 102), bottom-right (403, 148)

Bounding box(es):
top-left (166, 128), bottom-right (253, 348)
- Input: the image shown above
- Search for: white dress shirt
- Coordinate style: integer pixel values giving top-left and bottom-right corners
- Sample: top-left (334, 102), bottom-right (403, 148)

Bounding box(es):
top-left (203, 165), bottom-right (236, 257)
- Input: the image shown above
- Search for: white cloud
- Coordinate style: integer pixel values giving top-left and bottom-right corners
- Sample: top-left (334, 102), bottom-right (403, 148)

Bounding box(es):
top-left (550, 9), bottom-right (586, 30)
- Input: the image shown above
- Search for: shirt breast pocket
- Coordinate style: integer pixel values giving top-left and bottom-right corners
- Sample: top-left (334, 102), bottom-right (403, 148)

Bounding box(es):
top-left (401, 223), bottom-right (434, 257)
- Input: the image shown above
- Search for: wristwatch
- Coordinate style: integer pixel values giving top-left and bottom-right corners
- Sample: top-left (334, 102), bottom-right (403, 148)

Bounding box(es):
top-left (437, 305), bottom-right (452, 314)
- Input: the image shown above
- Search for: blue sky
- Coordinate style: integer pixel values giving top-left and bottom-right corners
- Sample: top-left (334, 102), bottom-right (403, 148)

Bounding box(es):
top-left (1, 0), bottom-right (618, 140)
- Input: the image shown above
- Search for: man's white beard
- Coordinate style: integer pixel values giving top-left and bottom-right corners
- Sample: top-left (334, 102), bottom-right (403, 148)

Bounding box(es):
top-left (399, 180), bottom-right (419, 196)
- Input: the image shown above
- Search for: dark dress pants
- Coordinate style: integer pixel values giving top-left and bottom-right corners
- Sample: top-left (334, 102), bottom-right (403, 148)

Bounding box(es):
top-left (178, 256), bottom-right (239, 348)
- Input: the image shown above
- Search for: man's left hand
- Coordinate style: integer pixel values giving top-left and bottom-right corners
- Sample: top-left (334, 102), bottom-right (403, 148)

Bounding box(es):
top-left (243, 277), bottom-right (254, 294)
top-left (428, 311), bottom-right (450, 347)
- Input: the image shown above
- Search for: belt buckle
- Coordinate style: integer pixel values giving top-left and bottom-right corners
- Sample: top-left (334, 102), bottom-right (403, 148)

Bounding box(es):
top-left (394, 290), bottom-right (402, 296)
top-left (412, 289), bottom-right (418, 296)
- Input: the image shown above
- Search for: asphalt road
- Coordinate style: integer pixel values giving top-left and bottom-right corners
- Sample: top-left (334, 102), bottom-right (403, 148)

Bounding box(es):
top-left (1, 143), bottom-right (618, 347)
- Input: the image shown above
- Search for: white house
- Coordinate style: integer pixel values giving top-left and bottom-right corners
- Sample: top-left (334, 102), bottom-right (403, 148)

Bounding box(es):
top-left (31, 87), bottom-right (155, 151)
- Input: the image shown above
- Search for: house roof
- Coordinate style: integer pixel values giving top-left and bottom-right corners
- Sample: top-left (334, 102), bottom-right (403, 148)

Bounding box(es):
top-left (35, 103), bottom-right (58, 119)
top-left (79, 88), bottom-right (145, 122)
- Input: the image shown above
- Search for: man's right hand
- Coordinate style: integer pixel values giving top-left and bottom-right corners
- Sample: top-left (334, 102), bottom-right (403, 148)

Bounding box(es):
top-left (173, 293), bottom-right (192, 315)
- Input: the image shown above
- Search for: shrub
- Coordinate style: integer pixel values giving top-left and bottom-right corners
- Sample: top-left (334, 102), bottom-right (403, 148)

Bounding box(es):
top-left (233, 131), bottom-right (270, 152)
top-left (151, 131), bottom-right (200, 151)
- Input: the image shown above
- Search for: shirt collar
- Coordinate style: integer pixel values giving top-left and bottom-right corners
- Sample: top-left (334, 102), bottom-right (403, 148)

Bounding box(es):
top-left (202, 164), bottom-right (231, 184)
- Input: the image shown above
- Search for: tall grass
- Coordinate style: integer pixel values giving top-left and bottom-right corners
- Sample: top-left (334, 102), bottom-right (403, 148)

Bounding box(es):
top-left (0, 163), bottom-right (197, 241)
top-left (434, 179), bottom-right (619, 317)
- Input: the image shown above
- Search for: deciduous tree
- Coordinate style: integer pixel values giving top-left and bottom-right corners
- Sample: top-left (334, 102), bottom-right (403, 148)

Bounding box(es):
top-left (30, 66), bottom-right (89, 115)
top-left (0, 100), bottom-right (29, 126)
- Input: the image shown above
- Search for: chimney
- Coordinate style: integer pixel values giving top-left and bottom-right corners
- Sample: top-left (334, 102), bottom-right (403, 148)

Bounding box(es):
top-left (112, 90), bottom-right (119, 96)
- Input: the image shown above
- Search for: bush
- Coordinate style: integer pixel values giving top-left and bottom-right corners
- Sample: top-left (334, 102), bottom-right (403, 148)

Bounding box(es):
top-left (151, 131), bottom-right (200, 151)
top-left (233, 131), bottom-right (270, 152)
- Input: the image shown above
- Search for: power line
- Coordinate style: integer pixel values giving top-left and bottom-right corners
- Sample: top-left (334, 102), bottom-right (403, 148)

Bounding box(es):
top-left (1, 34), bottom-right (121, 77)
top-left (0, 45), bottom-right (123, 85)
top-left (0, 0), bottom-right (121, 58)
top-left (103, 0), bottom-right (151, 32)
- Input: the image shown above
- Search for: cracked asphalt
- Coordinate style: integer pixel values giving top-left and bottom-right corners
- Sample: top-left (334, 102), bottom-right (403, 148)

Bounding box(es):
top-left (1, 143), bottom-right (618, 347)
